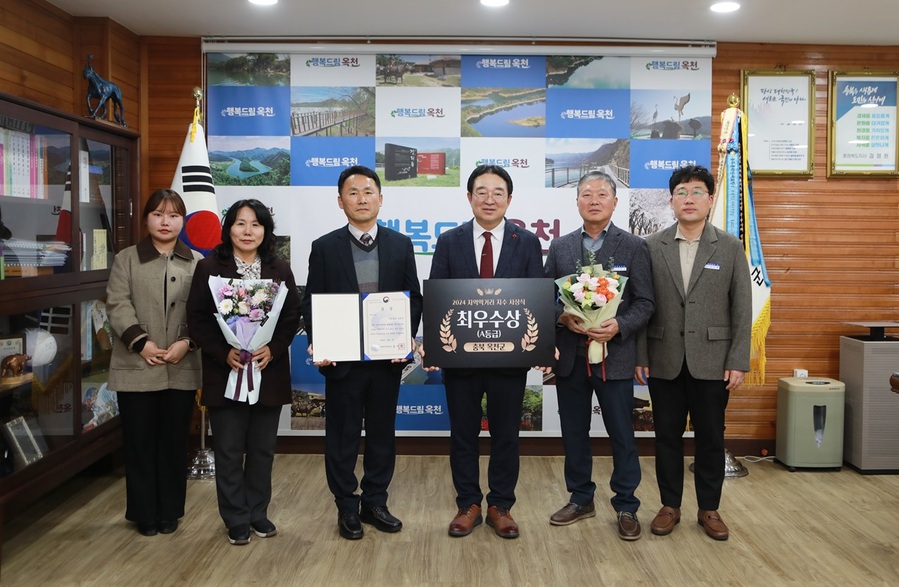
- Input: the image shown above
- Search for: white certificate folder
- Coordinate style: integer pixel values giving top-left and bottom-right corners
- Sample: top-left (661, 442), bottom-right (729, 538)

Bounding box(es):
top-left (311, 291), bottom-right (413, 363)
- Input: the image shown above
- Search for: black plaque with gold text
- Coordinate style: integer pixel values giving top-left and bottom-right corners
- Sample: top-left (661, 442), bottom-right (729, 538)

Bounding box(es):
top-left (423, 278), bottom-right (555, 368)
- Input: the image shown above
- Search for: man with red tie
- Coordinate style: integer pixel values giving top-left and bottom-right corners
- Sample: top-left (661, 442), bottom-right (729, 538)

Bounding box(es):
top-left (429, 165), bottom-right (544, 539)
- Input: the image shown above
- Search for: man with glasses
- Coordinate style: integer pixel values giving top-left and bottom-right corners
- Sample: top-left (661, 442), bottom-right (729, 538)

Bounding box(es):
top-left (544, 170), bottom-right (654, 540)
top-left (635, 165), bottom-right (751, 541)
top-left (429, 165), bottom-right (544, 539)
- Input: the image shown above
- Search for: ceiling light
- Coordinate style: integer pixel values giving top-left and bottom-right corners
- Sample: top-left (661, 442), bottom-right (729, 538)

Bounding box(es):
top-left (249, 0), bottom-right (278, 6)
top-left (710, 2), bottom-right (740, 12)
top-left (481, 0), bottom-right (510, 7)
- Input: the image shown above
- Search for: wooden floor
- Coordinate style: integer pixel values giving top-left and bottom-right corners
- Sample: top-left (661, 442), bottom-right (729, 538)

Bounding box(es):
top-left (2, 455), bottom-right (898, 586)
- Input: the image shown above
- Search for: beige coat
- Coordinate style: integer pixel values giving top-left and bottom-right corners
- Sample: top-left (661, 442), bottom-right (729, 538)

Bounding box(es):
top-left (106, 237), bottom-right (203, 392)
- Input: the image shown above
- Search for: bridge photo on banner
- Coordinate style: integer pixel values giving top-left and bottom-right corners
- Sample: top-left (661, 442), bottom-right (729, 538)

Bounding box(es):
top-left (202, 46), bottom-right (712, 437)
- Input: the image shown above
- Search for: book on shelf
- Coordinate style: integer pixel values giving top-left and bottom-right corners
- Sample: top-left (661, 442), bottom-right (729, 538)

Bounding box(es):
top-left (0, 127), bottom-right (48, 200)
top-left (1, 238), bottom-right (71, 268)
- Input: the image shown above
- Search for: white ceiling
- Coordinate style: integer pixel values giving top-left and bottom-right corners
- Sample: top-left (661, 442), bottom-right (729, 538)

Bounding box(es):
top-left (46, 0), bottom-right (899, 46)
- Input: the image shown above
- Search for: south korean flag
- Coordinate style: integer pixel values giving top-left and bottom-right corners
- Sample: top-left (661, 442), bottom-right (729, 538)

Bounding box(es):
top-left (172, 122), bottom-right (220, 255)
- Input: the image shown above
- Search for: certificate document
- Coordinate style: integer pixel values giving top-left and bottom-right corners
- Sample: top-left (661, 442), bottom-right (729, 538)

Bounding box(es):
top-left (362, 291), bottom-right (412, 360)
top-left (311, 291), bottom-right (412, 363)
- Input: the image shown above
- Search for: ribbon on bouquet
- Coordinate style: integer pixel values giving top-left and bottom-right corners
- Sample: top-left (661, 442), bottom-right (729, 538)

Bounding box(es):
top-left (234, 349), bottom-right (255, 401)
top-left (585, 338), bottom-right (607, 381)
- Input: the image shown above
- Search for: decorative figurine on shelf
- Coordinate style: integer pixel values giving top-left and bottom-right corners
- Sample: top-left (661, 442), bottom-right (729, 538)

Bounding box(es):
top-left (83, 54), bottom-right (126, 127)
top-left (1, 354), bottom-right (30, 378)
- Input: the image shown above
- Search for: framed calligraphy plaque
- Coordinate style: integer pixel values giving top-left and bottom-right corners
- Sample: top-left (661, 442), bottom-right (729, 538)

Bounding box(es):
top-left (742, 69), bottom-right (815, 176)
top-left (828, 71), bottom-right (899, 176)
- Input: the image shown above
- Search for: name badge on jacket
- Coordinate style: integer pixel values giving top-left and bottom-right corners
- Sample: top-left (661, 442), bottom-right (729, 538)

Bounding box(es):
top-left (612, 264), bottom-right (627, 273)
top-left (704, 262), bottom-right (720, 270)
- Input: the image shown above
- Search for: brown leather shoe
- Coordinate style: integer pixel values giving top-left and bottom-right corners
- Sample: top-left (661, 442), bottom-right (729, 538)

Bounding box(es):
top-left (650, 506), bottom-right (681, 536)
top-left (698, 509), bottom-right (729, 540)
top-left (617, 511), bottom-right (642, 540)
top-left (486, 505), bottom-right (520, 539)
top-left (448, 504), bottom-right (482, 537)
top-left (550, 501), bottom-right (596, 526)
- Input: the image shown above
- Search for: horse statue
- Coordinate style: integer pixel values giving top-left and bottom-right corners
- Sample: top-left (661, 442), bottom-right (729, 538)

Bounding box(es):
top-left (83, 54), bottom-right (126, 127)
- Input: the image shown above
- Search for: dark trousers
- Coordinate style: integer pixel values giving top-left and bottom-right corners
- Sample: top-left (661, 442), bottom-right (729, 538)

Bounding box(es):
top-left (444, 368), bottom-right (527, 509)
top-left (324, 362), bottom-right (401, 514)
top-left (208, 402), bottom-right (282, 528)
top-left (117, 389), bottom-right (195, 524)
top-left (648, 362), bottom-right (730, 511)
top-left (556, 372), bottom-right (641, 513)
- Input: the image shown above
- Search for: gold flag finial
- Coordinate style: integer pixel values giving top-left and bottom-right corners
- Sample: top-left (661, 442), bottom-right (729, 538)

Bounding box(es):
top-left (726, 93), bottom-right (740, 108)
top-left (190, 87), bottom-right (203, 142)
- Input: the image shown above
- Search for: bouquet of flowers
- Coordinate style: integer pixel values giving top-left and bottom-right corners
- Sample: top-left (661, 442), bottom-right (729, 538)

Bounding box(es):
top-left (554, 254), bottom-right (628, 364)
top-left (207, 276), bottom-right (289, 404)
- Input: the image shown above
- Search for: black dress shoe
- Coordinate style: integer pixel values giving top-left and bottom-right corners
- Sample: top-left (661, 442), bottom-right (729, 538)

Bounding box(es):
top-left (360, 506), bottom-right (403, 533)
top-left (158, 519), bottom-right (179, 534)
top-left (137, 522), bottom-right (158, 536)
top-left (338, 512), bottom-right (364, 540)
top-left (251, 518), bottom-right (277, 538)
top-left (228, 524), bottom-right (251, 545)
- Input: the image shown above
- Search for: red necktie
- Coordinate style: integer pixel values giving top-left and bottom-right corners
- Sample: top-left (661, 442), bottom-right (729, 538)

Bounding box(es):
top-left (480, 232), bottom-right (494, 278)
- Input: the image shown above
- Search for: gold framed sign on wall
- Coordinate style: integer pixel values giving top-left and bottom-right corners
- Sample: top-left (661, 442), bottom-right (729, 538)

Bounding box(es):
top-left (828, 71), bottom-right (899, 177)
top-left (741, 69), bottom-right (815, 176)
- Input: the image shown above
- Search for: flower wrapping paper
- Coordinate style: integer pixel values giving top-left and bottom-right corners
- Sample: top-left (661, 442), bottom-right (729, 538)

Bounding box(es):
top-left (554, 265), bottom-right (628, 364)
top-left (207, 276), bottom-right (289, 404)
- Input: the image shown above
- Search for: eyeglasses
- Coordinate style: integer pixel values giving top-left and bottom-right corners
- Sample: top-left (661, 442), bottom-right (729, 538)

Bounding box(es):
top-left (472, 191), bottom-right (509, 202)
top-left (672, 188), bottom-right (710, 200)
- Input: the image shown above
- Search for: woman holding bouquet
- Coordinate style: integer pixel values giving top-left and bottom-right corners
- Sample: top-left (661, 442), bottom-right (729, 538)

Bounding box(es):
top-left (187, 199), bottom-right (301, 545)
top-left (106, 188), bottom-right (203, 537)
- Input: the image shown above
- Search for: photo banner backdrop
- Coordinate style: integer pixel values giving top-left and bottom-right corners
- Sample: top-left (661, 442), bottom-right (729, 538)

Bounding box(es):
top-left (204, 50), bottom-right (712, 436)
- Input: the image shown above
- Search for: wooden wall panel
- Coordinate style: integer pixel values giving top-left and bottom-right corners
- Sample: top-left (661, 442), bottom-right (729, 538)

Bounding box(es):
top-left (0, 0), bottom-right (75, 110)
top-left (109, 19), bottom-right (140, 132)
top-left (141, 37), bottom-right (202, 205)
top-left (713, 43), bottom-right (899, 440)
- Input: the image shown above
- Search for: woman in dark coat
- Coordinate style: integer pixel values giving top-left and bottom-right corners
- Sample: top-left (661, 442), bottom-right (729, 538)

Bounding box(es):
top-left (186, 199), bottom-right (300, 545)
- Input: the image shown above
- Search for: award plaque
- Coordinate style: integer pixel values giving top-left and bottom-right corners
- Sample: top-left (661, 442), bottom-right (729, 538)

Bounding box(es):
top-left (423, 278), bottom-right (555, 369)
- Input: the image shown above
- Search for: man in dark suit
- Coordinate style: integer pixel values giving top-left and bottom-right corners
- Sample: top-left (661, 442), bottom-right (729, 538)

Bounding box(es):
top-left (302, 165), bottom-right (423, 540)
top-left (544, 170), bottom-right (654, 540)
top-left (635, 165), bottom-right (751, 541)
top-left (429, 165), bottom-right (544, 539)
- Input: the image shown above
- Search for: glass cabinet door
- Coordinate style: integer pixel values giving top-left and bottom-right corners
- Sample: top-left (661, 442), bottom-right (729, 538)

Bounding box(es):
top-left (80, 298), bottom-right (118, 432)
top-left (0, 304), bottom-right (76, 476)
top-left (0, 116), bottom-right (74, 278)
top-left (79, 139), bottom-right (114, 272)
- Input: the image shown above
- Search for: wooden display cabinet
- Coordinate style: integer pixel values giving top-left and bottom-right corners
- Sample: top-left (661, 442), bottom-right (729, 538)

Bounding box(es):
top-left (0, 92), bottom-right (139, 549)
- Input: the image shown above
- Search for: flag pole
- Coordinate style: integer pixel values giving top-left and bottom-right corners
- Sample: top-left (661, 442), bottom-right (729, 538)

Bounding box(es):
top-left (188, 392), bottom-right (215, 480)
top-left (185, 86), bottom-right (216, 480)
top-left (711, 93), bottom-right (771, 388)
